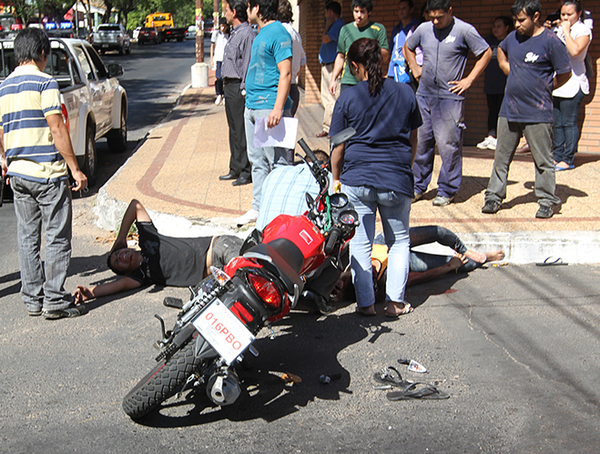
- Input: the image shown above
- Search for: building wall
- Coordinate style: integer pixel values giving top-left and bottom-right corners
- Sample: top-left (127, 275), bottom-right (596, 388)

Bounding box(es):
top-left (298, 0), bottom-right (600, 151)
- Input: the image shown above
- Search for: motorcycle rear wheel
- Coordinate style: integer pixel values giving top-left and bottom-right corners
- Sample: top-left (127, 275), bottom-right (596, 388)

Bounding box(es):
top-left (122, 338), bottom-right (204, 419)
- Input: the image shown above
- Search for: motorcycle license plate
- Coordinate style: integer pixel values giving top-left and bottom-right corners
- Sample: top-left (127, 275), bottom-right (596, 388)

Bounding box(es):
top-left (192, 299), bottom-right (255, 365)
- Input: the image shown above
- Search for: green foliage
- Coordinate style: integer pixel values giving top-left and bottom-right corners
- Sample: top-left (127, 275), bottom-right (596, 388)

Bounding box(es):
top-left (13, 0), bottom-right (73, 23)
top-left (124, 0), bottom-right (216, 29)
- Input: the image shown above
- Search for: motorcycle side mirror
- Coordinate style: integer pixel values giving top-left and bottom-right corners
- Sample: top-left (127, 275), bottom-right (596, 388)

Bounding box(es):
top-left (305, 192), bottom-right (315, 210)
top-left (330, 127), bottom-right (356, 148)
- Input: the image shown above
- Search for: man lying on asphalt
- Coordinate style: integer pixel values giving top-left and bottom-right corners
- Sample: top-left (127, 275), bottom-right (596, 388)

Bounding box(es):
top-left (73, 199), bottom-right (243, 302)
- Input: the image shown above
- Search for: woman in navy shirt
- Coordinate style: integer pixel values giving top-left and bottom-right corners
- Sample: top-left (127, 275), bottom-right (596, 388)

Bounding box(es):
top-left (330, 38), bottom-right (422, 317)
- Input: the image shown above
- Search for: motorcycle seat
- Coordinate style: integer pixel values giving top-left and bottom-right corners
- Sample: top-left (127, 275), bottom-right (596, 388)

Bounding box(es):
top-left (244, 240), bottom-right (304, 294)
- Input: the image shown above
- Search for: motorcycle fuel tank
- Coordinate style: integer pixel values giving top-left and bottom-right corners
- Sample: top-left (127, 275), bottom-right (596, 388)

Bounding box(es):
top-left (262, 214), bottom-right (325, 274)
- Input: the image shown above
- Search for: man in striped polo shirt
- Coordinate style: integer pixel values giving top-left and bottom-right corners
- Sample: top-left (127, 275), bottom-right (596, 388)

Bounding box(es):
top-left (0, 28), bottom-right (88, 319)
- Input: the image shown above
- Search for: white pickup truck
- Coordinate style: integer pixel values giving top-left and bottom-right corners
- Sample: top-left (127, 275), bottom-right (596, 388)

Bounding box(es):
top-left (92, 23), bottom-right (131, 55)
top-left (0, 38), bottom-right (128, 185)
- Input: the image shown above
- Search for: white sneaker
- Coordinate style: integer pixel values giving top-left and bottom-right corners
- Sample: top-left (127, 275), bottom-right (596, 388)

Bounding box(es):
top-left (215, 95), bottom-right (222, 105)
top-left (477, 136), bottom-right (493, 150)
top-left (222, 98), bottom-right (225, 106)
top-left (235, 208), bottom-right (259, 226)
top-left (487, 137), bottom-right (497, 150)
top-left (477, 136), bottom-right (494, 149)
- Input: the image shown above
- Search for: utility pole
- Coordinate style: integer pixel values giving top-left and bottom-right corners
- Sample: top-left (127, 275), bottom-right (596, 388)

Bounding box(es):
top-left (195, 0), bottom-right (204, 63)
top-left (191, 0), bottom-right (208, 87)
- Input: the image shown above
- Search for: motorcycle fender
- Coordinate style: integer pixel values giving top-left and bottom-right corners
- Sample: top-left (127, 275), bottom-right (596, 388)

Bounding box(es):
top-left (194, 335), bottom-right (217, 359)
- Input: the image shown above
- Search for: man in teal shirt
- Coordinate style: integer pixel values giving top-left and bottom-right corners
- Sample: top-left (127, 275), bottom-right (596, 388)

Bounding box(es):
top-left (329, 0), bottom-right (389, 95)
top-left (236, 0), bottom-right (292, 226)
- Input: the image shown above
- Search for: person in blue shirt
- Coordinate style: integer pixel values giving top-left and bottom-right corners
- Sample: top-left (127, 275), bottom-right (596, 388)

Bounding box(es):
top-left (482, 0), bottom-right (571, 219)
top-left (317, 1), bottom-right (345, 138)
top-left (330, 38), bottom-right (422, 318)
top-left (387, 0), bottom-right (419, 84)
top-left (236, 0), bottom-right (292, 227)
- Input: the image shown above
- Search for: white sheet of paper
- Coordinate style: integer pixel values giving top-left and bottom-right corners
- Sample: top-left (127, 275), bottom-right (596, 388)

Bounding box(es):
top-left (253, 117), bottom-right (299, 149)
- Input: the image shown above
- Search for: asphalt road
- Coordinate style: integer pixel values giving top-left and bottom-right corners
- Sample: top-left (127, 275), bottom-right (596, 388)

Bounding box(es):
top-left (1, 207), bottom-right (600, 453)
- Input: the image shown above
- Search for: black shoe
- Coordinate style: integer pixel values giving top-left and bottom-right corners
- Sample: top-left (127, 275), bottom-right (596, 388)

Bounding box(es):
top-left (232, 176), bottom-right (252, 186)
top-left (481, 200), bottom-right (501, 214)
top-left (536, 204), bottom-right (559, 219)
top-left (302, 290), bottom-right (335, 315)
top-left (219, 172), bottom-right (238, 181)
top-left (43, 303), bottom-right (88, 320)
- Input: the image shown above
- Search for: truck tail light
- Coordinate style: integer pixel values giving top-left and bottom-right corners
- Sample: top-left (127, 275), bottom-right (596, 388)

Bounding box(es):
top-left (61, 104), bottom-right (70, 133)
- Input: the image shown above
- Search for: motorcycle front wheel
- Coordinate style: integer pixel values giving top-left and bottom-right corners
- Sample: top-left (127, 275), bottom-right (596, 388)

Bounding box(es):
top-left (122, 337), bottom-right (204, 419)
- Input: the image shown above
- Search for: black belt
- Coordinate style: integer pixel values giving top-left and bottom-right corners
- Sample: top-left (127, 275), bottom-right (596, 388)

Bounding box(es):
top-left (223, 77), bottom-right (242, 84)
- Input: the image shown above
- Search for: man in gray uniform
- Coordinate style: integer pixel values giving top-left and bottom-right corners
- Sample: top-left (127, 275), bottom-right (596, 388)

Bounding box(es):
top-left (405, 0), bottom-right (491, 207)
top-left (219, 0), bottom-right (255, 187)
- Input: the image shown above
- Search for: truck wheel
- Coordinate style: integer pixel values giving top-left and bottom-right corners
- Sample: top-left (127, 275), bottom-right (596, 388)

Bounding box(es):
top-left (83, 125), bottom-right (97, 187)
top-left (107, 105), bottom-right (127, 153)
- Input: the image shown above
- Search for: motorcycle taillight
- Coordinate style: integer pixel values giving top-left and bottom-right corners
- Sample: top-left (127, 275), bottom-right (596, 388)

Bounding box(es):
top-left (247, 273), bottom-right (281, 309)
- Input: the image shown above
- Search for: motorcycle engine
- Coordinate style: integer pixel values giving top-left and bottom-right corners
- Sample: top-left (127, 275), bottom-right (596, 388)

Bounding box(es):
top-left (206, 367), bottom-right (241, 406)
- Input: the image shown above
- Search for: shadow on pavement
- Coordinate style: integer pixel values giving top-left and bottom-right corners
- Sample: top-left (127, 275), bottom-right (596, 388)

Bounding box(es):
top-left (130, 310), bottom-right (402, 428)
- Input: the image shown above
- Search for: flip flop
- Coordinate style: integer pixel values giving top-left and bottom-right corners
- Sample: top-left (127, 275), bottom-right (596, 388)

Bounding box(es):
top-left (555, 164), bottom-right (575, 172)
top-left (386, 382), bottom-right (450, 401)
top-left (536, 256), bottom-right (568, 266)
top-left (385, 302), bottom-right (413, 319)
top-left (373, 366), bottom-right (411, 388)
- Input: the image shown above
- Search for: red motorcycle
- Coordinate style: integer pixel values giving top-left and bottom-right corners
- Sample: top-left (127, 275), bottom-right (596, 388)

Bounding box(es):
top-left (123, 129), bottom-right (358, 419)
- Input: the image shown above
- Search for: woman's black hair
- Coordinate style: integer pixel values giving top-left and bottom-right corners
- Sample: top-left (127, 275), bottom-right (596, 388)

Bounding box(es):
top-left (14, 28), bottom-right (50, 64)
top-left (347, 38), bottom-right (384, 96)
top-left (561, 0), bottom-right (583, 16)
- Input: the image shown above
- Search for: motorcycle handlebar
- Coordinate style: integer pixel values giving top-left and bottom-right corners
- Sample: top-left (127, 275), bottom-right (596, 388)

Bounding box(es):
top-left (324, 228), bottom-right (341, 255)
top-left (297, 138), bottom-right (319, 165)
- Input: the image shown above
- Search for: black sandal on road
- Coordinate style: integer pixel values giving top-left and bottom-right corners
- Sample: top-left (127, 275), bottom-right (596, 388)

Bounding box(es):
top-left (386, 382), bottom-right (450, 401)
top-left (373, 366), bottom-right (411, 388)
top-left (536, 256), bottom-right (568, 266)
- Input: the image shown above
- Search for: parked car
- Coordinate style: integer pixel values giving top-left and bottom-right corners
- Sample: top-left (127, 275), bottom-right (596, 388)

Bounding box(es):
top-left (138, 27), bottom-right (161, 45)
top-left (0, 38), bottom-right (128, 186)
top-left (185, 25), bottom-right (197, 39)
top-left (92, 23), bottom-right (131, 55)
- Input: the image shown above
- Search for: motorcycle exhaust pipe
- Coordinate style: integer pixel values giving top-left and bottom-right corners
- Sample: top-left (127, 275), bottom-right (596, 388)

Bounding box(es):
top-left (206, 368), bottom-right (241, 406)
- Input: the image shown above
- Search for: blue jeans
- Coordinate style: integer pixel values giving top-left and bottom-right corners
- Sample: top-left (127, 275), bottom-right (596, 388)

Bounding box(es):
top-left (553, 89), bottom-right (585, 166)
top-left (12, 177), bottom-right (73, 312)
top-left (413, 96), bottom-right (465, 198)
top-left (344, 184), bottom-right (411, 307)
top-left (244, 107), bottom-right (288, 210)
top-left (409, 226), bottom-right (479, 273)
